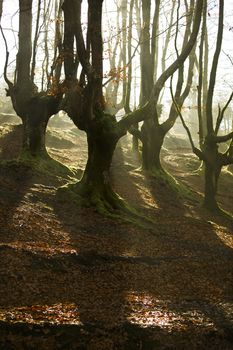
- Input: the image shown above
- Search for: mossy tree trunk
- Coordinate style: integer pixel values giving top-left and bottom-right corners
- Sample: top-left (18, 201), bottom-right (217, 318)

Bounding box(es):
top-left (73, 117), bottom-right (125, 213)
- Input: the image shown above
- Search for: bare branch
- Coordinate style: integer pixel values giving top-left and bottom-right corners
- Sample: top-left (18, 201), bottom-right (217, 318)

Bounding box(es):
top-left (31, 0), bottom-right (41, 82)
top-left (215, 91), bottom-right (233, 135)
top-left (151, 0), bottom-right (203, 104)
top-left (0, 25), bottom-right (13, 88)
top-left (102, 39), bottom-right (140, 88)
top-left (170, 76), bottom-right (205, 161)
top-left (214, 132), bottom-right (233, 144)
top-left (117, 102), bottom-right (151, 134)
top-left (128, 125), bottom-right (143, 142)
top-left (206, 0), bottom-right (224, 133)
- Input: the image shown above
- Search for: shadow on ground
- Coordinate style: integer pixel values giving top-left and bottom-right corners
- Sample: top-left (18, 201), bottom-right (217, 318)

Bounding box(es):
top-left (0, 133), bottom-right (233, 349)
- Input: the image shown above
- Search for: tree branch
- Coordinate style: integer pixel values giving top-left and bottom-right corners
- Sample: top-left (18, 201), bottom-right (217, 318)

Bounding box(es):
top-left (117, 102), bottom-right (152, 135)
top-left (170, 76), bottom-right (205, 161)
top-left (151, 0), bottom-right (203, 105)
top-left (215, 91), bottom-right (233, 135)
top-left (214, 131), bottom-right (233, 144)
top-left (0, 25), bottom-right (13, 89)
top-left (206, 0), bottom-right (224, 133)
top-left (128, 125), bottom-right (143, 142)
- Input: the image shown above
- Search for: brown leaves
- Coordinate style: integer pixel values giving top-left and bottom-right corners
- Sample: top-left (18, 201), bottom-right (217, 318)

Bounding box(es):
top-left (0, 303), bottom-right (81, 325)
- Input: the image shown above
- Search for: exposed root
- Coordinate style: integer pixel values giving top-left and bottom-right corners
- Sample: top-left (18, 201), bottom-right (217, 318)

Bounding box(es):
top-left (57, 181), bottom-right (154, 227)
top-left (17, 151), bottom-right (75, 179)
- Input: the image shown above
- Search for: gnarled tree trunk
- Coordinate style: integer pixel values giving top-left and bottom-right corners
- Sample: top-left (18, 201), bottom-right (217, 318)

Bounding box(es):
top-left (21, 96), bottom-right (60, 157)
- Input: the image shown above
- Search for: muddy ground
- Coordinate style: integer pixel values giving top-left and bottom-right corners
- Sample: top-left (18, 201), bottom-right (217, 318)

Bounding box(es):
top-left (0, 117), bottom-right (233, 349)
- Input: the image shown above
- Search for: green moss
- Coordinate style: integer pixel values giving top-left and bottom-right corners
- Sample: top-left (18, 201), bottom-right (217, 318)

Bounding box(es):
top-left (18, 151), bottom-right (75, 179)
top-left (57, 180), bottom-right (155, 228)
top-left (148, 167), bottom-right (193, 199)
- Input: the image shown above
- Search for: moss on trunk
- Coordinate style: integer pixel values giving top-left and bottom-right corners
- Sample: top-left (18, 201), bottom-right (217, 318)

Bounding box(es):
top-left (58, 115), bottom-right (130, 216)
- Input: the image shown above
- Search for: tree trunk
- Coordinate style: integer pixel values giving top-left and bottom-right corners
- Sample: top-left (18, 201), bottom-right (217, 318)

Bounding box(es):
top-left (22, 116), bottom-right (48, 157)
top-left (72, 120), bottom-right (124, 214)
top-left (82, 131), bottom-right (116, 190)
top-left (203, 140), bottom-right (221, 211)
top-left (132, 123), bottom-right (139, 154)
top-left (20, 95), bottom-right (60, 157)
top-left (141, 121), bottom-right (164, 172)
top-left (203, 162), bottom-right (221, 211)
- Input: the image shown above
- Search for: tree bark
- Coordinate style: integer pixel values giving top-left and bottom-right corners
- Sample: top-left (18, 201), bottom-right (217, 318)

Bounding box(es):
top-left (203, 0), bottom-right (224, 210)
top-left (141, 119), bottom-right (164, 171)
top-left (74, 117), bottom-right (123, 213)
top-left (22, 117), bottom-right (48, 156)
top-left (203, 161), bottom-right (221, 211)
top-left (16, 0), bottom-right (33, 91)
top-left (21, 95), bottom-right (61, 157)
top-left (139, 0), bottom-right (202, 174)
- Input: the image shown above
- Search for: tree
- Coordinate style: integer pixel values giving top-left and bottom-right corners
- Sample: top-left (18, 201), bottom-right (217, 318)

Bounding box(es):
top-left (60, 0), bottom-right (203, 214)
top-left (130, 0), bottom-right (199, 175)
top-left (2, 0), bottom-right (63, 157)
top-left (172, 0), bottom-right (233, 211)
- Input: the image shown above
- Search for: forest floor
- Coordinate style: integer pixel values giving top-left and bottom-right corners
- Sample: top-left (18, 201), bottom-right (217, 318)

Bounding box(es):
top-left (0, 117), bottom-right (233, 349)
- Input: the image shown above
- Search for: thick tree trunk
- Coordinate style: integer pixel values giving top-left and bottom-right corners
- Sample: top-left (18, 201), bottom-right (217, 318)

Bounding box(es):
top-left (22, 116), bottom-right (48, 156)
top-left (72, 120), bottom-right (125, 213)
top-left (141, 122), bottom-right (164, 172)
top-left (20, 96), bottom-right (60, 157)
top-left (81, 131), bottom-right (116, 190)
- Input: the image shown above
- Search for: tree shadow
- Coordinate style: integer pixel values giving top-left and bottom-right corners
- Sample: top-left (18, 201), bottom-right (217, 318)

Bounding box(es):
top-left (0, 124), bottom-right (74, 244)
top-left (1, 177), bottom-right (231, 348)
top-left (111, 137), bottom-right (188, 221)
top-left (1, 134), bottom-right (233, 349)
top-left (0, 124), bottom-right (22, 160)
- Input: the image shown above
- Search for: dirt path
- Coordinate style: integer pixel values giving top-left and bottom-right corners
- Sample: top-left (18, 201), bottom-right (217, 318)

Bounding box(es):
top-left (0, 124), bottom-right (233, 349)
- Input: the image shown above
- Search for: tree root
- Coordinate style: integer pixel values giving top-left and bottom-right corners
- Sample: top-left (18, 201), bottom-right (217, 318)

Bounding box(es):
top-left (17, 151), bottom-right (75, 178)
top-left (57, 180), bottom-right (154, 227)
